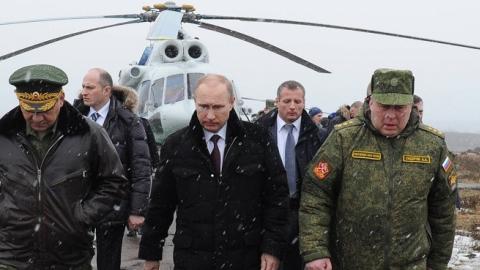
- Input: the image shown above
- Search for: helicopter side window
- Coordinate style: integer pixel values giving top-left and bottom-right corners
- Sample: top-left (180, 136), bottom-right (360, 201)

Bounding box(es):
top-left (138, 80), bottom-right (151, 114)
top-left (164, 74), bottom-right (185, 104)
top-left (187, 73), bottom-right (204, 99)
top-left (151, 78), bottom-right (165, 108)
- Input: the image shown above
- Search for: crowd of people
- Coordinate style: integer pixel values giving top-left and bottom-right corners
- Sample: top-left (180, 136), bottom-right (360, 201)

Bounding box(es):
top-left (0, 64), bottom-right (457, 270)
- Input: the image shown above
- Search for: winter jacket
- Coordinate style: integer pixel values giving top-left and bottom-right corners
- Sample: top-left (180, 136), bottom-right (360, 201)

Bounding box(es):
top-left (0, 102), bottom-right (127, 269)
top-left (256, 109), bottom-right (326, 197)
top-left (139, 110), bottom-right (289, 270)
top-left (326, 104), bottom-right (351, 135)
top-left (299, 104), bottom-right (456, 270)
top-left (74, 86), bottom-right (151, 224)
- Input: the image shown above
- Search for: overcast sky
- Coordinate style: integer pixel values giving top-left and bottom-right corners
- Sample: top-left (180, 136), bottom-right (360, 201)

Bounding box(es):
top-left (1, 0), bottom-right (480, 133)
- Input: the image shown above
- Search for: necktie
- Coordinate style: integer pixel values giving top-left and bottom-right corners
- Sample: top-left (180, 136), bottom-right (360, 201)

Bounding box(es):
top-left (90, 112), bottom-right (100, 122)
top-left (284, 124), bottom-right (297, 197)
top-left (210, 134), bottom-right (221, 175)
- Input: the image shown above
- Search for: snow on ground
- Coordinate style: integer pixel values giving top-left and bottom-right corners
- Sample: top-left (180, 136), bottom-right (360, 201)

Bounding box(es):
top-left (449, 234), bottom-right (480, 269)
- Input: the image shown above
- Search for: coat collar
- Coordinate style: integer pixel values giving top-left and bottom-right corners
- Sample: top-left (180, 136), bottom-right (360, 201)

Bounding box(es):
top-left (257, 108), bottom-right (318, 141)
top-left (187, 109), bottom-right (245, 148)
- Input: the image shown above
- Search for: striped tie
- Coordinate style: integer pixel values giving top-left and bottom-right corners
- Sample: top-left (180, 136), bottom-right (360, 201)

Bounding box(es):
top-left (90, 112), bottom-right (100, 122)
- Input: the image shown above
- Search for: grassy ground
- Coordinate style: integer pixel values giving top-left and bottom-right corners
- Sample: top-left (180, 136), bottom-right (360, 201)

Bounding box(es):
top-left (457, 189), bottom-right (480, 251)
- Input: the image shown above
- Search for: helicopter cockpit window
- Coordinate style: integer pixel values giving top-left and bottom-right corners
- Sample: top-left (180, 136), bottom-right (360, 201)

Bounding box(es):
top-left (187, 73), bottom-right (204, 99)
top-left (164, 74), bottom-right (185, 104)
top-left (151, 78), bottom-right (165, 108)
top-left (138, 80), bottom-right (151, 114)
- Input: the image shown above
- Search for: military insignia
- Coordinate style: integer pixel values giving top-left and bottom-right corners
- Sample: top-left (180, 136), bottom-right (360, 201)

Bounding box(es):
top-left (449, 173), bottom-right (457, 190)
top-left (402, 155), bottom-right (431, 164)
top-left (390, 78), bottom-right (399, 86)
top-left (313, 161), bottom-right (331, 180)
top-left (352, 150), bottom-right (382, 161)
top-left (442, 156), bottom-right (453, 172)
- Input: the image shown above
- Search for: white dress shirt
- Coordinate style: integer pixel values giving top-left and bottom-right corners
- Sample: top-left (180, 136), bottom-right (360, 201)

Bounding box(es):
top-left (203, 124), bottom-right (227, 172)
top-left (276, 115), bottom-right (301, 166)
top-left (88, 100), bottom-right (110, 126)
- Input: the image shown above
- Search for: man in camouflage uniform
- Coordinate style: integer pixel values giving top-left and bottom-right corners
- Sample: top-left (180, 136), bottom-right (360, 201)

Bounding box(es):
top-left (299, 69), bottom-right (456, 270)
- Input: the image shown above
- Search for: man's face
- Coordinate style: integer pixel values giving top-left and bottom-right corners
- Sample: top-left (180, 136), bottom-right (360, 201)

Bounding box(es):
top-left (21, 94), bottom-right (64, 132)
top-left (195, 81), bottom-right (234, 133)
top-left (369, 98), bottom-right (412, 137)
top-left (276, 87), bottom-right (305, 123)
top-left (311, 113), bottom-right (323, 125)
top-left (81, 70), bottom-right (110, 110)
top-left (414, 101), bottom-right (424, 122)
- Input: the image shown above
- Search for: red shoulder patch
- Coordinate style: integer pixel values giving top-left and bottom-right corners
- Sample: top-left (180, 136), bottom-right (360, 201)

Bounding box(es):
top-left (313, 161), bottom-right (331, 180)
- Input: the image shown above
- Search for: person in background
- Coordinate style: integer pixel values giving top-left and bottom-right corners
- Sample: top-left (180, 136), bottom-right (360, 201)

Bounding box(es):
top-left (325, 104), bottom-right (351, 135)
top-left (257, 80), bottom-right (324, 270)
top-left (0, 64), bottom-right (127, 269)
top-left (349, 101), bottom-right (363, 118)
top-left (300, 69), bottom-right (456, 270)
top-left (139, 74), bottom-right (289, 270)
top-left (414, 94), bottom-right (424, 122)
top-left (308, 107), bottom-right (323, 126)
top-left (75, 68), bottom-right (152, 270)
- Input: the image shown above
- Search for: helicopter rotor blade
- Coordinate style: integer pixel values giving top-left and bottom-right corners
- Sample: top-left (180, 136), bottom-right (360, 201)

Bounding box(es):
top-left (195, 15), bottom-right (480, 51)
top-left (0, 14), bottom-right (141, 26)
top-left (0, 19), bottom-right (142, 61)
top-left (242, 97), bottom-right (267, 102)
top-left (188, 20), bottom-right (331, 73)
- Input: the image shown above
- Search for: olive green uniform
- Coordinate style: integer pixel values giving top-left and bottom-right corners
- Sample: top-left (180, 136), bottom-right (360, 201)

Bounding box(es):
top-left (299, 111), bottom-right (456, 270)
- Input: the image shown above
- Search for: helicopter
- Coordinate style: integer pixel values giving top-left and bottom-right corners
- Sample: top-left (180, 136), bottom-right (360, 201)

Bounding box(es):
top-left (1, 1), bottom-right (480, 139)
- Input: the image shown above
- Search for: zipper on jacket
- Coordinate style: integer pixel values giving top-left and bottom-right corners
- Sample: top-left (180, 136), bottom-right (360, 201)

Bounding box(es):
top-left (36, 134), bottom-right (64, 255)
top-left (221, 136), bottom-right (238, 177)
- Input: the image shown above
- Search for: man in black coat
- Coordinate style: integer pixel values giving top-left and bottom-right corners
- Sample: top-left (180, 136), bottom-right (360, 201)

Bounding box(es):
top-left (74, 68), bottom-right (151, 270)
top-left (256, 80), bottom-right (324, 270)
top-left (0, 64), bottom-right (127, 269)
top-left (139, 74), bottom-right (289, 270)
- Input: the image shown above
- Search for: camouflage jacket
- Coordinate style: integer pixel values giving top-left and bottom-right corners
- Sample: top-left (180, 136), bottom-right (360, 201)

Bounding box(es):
top-left (299, 109), bottom-right (456, 270)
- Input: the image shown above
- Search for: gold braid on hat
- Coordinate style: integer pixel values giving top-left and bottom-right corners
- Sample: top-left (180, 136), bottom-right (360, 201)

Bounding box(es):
top-left (16, 89), bottom-right (63, 112)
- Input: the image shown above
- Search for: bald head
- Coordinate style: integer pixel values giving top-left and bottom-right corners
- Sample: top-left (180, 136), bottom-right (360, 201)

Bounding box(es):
top-left (81, 68), bottom-right (113, 111)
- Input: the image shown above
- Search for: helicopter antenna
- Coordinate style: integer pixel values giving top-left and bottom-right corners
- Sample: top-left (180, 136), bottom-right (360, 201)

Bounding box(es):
top-left (195, 15), bottom-right (480, 51)
top-left (241, 107), bottom-right (251, 123)
top-left (0, 19), bottom-right (141, 61)
top-left (189, 20), bottom-right (330, 73)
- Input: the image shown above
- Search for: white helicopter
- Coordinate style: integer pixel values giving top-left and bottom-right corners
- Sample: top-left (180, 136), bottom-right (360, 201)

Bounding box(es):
top-left (1, 2), bottom-right (480, 143)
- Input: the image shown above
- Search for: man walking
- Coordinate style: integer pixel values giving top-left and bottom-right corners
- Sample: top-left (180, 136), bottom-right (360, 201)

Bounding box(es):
top-left (75, 68), bottom-right (152, 270)
top-left (257, 80), bottom-right (324, 269)
top-left (300, 69), bottom-right (456, 270)
top-left (139, 74), bottom-right (289, 270)
top-left (0, 64), bottom-right (127, 269)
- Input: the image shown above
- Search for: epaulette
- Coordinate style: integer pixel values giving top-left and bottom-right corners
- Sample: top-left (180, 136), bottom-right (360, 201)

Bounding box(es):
top-left (334, 119), bottom-right (362, 131)
top-left (419, 124), bottom-right (445, 139)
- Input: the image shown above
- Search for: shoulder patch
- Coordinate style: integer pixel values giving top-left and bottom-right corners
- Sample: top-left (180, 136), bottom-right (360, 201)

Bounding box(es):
top-left (313, 161), bottom-right (331, 180)
top-left (334, 119), bottom-right (362, 131)
top-left (419, 124), bottom-right (445, 139)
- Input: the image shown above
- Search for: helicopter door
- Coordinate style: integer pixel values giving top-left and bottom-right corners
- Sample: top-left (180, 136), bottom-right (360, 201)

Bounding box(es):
top-left (151, 78), bottom-right (165, 108)
top-left (138, 80), bottom-right (151, 115)
top-left (187, 73), bottom-right (204, 99)
top-left (164, 74), bottom-right (185, 104)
